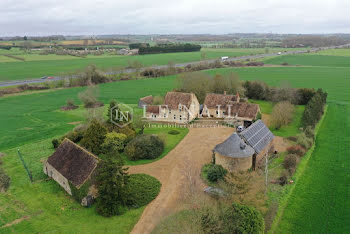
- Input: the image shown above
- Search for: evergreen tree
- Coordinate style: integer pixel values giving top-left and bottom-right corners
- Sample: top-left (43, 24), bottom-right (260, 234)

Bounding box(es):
top-left (96, 158), bottom-right (129, 217)
top-left (107, 100), bottom-right (119, 124)
top-left (81, 119), bottom-right (107, 155)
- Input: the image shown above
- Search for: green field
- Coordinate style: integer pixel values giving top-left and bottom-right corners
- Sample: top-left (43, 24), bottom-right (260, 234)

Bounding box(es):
top-left (1, 53), bottom-right (350, 232)
top-left (272, 104), bottom-right (350, 233)
top-left (265, 54), bottom-right (350, 67)
top-left (317, 48), bottom-right (350, 56)
top-left (0, 48), bottom-right (299, 81)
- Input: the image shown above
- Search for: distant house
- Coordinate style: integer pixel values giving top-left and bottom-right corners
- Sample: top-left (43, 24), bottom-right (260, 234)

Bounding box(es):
top-left (43, 139), bottom-right (100, 206)
top-left (203, 92), bottom-right (240, 118)
top-left (213, 120), bottom-right (274, 171)
top-left (138, 95), bottom-right (154, 108)
top-left (145, 92), bottom-right (200, 123)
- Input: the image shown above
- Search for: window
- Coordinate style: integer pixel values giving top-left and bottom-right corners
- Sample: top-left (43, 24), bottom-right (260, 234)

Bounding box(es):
top-left (174, 114), bottom-right (176, 119)
top-left (169, 110), bottom-right (172, 114)
top-left (164, 114), bottom-right (167, 118)
top-left (179, 105), bottom-right (182, 112)
top-left (180, 115), bottom-right (182, 121)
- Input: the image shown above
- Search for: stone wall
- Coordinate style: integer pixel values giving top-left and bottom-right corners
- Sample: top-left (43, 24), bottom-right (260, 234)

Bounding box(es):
top-left (43, 162), bottom-right (72, 195)
top-left (215, 153), bottom-right (252, 172)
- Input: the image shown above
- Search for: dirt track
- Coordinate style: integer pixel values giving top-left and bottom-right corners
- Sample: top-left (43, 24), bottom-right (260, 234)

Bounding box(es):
top-left (129, 127), bottom-right (234, 234)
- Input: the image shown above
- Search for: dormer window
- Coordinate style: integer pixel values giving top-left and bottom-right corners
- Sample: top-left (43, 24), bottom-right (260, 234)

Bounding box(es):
top-left (179, 105), bottom-right (182, 112)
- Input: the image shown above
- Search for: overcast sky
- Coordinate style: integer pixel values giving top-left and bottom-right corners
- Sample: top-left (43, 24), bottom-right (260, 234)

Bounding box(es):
top-left (2, 0), bottom-right (350, 36)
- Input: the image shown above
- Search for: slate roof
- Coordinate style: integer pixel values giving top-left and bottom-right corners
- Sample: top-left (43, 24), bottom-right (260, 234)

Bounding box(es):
top-left (47, 138), bottom-right (100, 188)
top-left (213, 133), bottom-right (255, 158)
top-left (240, 120), bottom-right (274, 154)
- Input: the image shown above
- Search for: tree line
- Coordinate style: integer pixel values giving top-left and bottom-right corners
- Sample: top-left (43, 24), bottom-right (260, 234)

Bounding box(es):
top-left (139, 43), bottom-right (201, 54)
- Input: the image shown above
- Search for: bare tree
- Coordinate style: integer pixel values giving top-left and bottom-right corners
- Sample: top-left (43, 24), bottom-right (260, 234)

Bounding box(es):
top-left (270, 101), bottom-right (295, 129)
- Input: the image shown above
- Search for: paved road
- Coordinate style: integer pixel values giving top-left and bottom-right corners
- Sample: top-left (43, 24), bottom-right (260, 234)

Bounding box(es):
top-left (0, 44), bottom-right (349, 87)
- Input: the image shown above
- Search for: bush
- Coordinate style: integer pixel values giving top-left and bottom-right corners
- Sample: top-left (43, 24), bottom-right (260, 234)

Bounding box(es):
top-left (286, 145), bottom-right (306, 157)
top-left (101, 132), bottom-right (127, 154)
top-left (201, 203), bottom-right (264, 234)
top-left (81, 119), bottom-right (107, 155)
top-left (296, 132), bottom-right (313, 149)
top-left (279, 172), bottom-right (289, 186)
top-left (0, 167), bottom-right (10, 192)
top-left (283, 154), bottom-right (297, 170)
top-left (52, 138), bottom-right (61, 148)
top-left (125, 174), bottom-right (161, 208)
top-left (168, 130), bottom-right (180, 135)
top-left (78, 86), bottom-right (99, 108)
top-left (205, 164), bottom-right (227, 182)
top-left (125, 134), bottom-right (164, 161)
top-left (270, 101), bottom-right (294, 129)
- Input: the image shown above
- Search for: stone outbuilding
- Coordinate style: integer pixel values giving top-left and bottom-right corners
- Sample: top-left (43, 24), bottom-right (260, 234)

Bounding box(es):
top-left (43, 138), bottom-right (100, 206)
top-left (213, 119), bottom-right (274, 172)
top-left (213, 133), bottom-right (255, 171)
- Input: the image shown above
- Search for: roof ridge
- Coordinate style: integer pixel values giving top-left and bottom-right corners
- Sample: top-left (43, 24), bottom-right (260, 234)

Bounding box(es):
top-left (62, 138), bottom-right (100, 161)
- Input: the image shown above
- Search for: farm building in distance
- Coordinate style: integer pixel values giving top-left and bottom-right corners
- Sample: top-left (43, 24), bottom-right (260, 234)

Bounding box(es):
top-left (144, 92), bottom-right (200, 124)
top-left (138, 95), bottom-right (153, 108)
top-left (213, 120), bottom-right (274, 171)
top-left (43, 138), bottom-right (100, 206)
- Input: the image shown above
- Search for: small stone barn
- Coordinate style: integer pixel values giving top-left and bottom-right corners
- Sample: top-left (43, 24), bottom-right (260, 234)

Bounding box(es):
top-left (213, 133), bottom-right (255, 171)
top-left (43, 138), bottom-right (100, 206)
top-left (213, 120), bottom-right (274, 171)
top-left (240, 120), bottom-right (274, 169)
top-left (138, 95), bottom-right (153, 108)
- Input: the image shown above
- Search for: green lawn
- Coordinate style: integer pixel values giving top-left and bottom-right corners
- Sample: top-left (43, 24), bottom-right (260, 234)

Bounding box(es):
top-left (121, 127), bottom-right (189, 166)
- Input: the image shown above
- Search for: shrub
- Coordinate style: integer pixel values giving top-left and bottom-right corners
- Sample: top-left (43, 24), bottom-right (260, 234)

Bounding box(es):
top-left (80, 119), bottom-right (107, 155)
top-left (279, 172), bottom-right (289, 186)
top-left (78, 86), bottom-right (99, 108)
top-left (168, 130), bottom-right (180, 135)
top-left (125, 134), bottom-right (164, 160)
top-left (0, 167), bottom-right (10, 192)
top-left (270, 101), bottom-right (294, 129)
top-left (201, 203), bottom-right (264, 234)
top-left (296, 132), bottom-right (313, 149)
top-left (205, 164), bottom-right (227, 182)
top-left (287, 145), bottom-right (306, 157)
top-left (301, 88), bottom-right (327, 129)
top-left (101, 132), bottom-right (127, 154)
top-left (52, 138), bottom-right (61, 148)
top-left (125, 174), bottom-right (161, 208)
top-left (283, 154), bottom-right (297, 170)
top-left (116, 125), bottom-right (136, 142)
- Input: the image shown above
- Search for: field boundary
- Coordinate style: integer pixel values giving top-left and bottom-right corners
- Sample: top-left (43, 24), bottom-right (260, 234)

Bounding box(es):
top-left (269, 105), bottom-right (328, 233)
